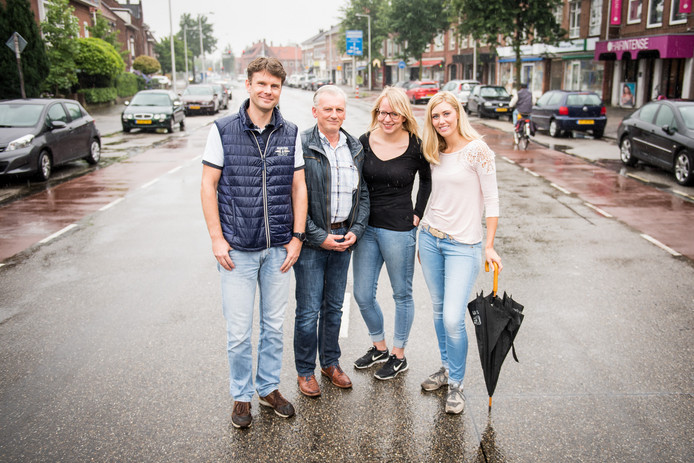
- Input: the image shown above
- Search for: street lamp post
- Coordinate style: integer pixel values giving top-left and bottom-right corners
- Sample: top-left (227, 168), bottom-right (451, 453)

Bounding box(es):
top-left (168, 0), bottom-right (177, 94)
top-left (198, 15), bottom-right (204, 83)
top-left (356, 13), bottom-right (371, 91)
top-left (183, 24), bottom-right (189, 84)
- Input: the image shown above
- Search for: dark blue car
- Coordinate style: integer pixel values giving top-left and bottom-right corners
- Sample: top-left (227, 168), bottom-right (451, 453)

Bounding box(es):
top-left (531, 90), bottom-right (607, 138)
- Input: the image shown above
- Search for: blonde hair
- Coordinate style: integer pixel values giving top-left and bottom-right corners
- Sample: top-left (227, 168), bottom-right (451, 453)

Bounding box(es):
top-left (368, 87), bottom-right (419, 136)
top-left (422, 91), bottom-right (482, 165)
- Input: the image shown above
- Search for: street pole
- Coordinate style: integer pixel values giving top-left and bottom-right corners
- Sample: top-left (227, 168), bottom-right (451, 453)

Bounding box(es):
top-left (183, 24), bottom-right (189, 84)
top-left (198, 15), bottom-right (204, 83)
top-left (168, 0), bottom-right (177, 94)
top-left (13, 34), bottom-right (25, 99)
top-left (356, 13), bottom-right (371, 91)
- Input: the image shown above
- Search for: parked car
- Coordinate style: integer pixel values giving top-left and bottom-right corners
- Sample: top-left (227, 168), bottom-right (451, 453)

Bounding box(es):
top-left (303, 76), bottom-right (318, 90)
top-left (617, 99), bottom-right (694, 186)
top-left (531, 90), bottom-right (606, 138)
top-left (121, 89), bottom-right (185, 134)
top-left (180, 84), bottom-right (218, 115)
top-left (0, 98), bottom-right (100, 181)
top-left (286, 75), bottom-right (300, 88)
top-left (405, 80), bottom-right (439, 105)
top-left (213, 80), bottom-right (233, 102)
top-left (151, 75), bottom-right (170, 88)
top-left (310, 78), bottom-right (333, 91)
top-left (466, 85), bottom-right (512, 119)
top-left (393, 81), bottom-right (413, 90)
top-left (441, 79), bottom-right (480, 107)
top-left (211, 83), bottom-right (230, 110)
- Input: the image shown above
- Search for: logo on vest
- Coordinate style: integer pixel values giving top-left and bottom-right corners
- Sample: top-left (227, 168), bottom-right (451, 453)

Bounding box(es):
top-left (275, 146), bottom-right (290, 156)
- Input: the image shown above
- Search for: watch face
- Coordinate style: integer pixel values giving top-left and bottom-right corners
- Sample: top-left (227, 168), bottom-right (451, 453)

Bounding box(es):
top-left (293, 232), bottom-right (306, 242)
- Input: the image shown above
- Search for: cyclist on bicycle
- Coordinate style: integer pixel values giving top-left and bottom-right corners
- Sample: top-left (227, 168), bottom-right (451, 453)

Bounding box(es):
top-left (510, 83), bottom-right (533, 142)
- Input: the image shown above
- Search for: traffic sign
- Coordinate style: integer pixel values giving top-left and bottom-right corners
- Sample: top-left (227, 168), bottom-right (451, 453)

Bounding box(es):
top-left (346, 30), bottom-right (363, 56)
top-left (5, 32), bottom-right (27, 54)
top-left (398, 60), bottom-right (406, 69)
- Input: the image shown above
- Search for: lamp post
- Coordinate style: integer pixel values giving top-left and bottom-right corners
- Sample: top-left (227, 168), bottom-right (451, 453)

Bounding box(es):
top-left (198, 15), bottom-right (204, 83)
top-left (168, 0), bottom-right (177, 94)
top-left (355, 13), bottom-right (371, 91)
top-left (183, 23), bottom-right (189, 84)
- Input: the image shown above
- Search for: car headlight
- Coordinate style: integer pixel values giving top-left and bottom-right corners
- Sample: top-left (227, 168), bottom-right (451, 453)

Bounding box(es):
top-left (123, 114), bottom-right (133, 120)
top-left (7, 134), bottom-right (34, 151)
top-left (484, 102), bottom-right (493, 107)
top-left (154, 113), bottom-right (166, 120)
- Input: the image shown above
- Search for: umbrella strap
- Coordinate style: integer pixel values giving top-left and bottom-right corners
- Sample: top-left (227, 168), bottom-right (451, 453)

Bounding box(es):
top-left (512, 343), bottom-right (519, 363)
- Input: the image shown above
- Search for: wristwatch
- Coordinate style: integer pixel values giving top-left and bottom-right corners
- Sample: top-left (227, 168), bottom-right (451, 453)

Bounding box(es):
top-left (292, 232), bottom-right (306, 242)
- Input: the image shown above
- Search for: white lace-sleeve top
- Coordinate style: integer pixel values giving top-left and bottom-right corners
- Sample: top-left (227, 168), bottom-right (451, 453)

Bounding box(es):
top-left (421, 139), bottom-right (500, 244)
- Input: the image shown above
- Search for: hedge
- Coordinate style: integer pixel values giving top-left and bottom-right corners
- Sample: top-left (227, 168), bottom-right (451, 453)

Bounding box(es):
top-left (78, 87), bottom-right (117, 104)
top-left (115, 72), bottom-right (139, 98)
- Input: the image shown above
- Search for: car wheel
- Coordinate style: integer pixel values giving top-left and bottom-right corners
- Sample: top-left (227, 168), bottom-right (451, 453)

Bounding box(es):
top-left (86, 138), bottom-right (101, 165)
top-left (122, 125), bottom-right (130, 133)
top-left (180, 118), bottom-right (185, 131)
top-left (167, 118), bottom-right (175, 133)
top-left (477, 107), bottom-right (483, 119)
top-left (36, 150), bottom-right (52, 181)
top-left (619, 137), bottom-right (638, 166)
top-left (674, 150), bottom-right (693, 186)
top-left (593, 129), bottom-right (604, 139)
top-left (549, 119), bottom-right (562, 137)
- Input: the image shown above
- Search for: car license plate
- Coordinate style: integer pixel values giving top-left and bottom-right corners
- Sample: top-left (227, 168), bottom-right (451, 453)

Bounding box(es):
top-left (577, 119), bottom-right (594, 125)
top-left (496, 108), bottom-right (508, 112)
top-left (189, 105), bottom-right (200, 109)
top-left (136, 120), bottom-right (152, 124)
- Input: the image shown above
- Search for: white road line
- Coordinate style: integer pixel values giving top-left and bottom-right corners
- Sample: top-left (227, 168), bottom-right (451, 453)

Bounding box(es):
top-left (524, 168), bottom-right (539, 177)
top-left (584, 202), bottom-right (613, 218)
top-left (141, 178), bottom-right (159, 189)
top-left (550, 183), bottom-right (571, 195)
top-left (640, 234), bottom-right (682, 257)
top-left (501, 156), bottom-right (516, 164)
top-left (167, 166), bottom-right (183, 175)
top-left (0, 263), bottom-right (5, 269)
top-left (39, 224), bottom-right (77, 245)
top-left (99, 198), bottom-right (124, 212)
top-left (339, 292), bottom-right (351, 339)
top-left (627, 173), bottom-right (649, 183)
top-left (190, 155), bottom-right (202, 162)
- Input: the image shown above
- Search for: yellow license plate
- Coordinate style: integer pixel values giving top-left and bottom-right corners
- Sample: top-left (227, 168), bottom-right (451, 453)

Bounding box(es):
top-left (189, 105), bottom-right (200, 109)
top-left (136, 120), bottom-right (152, 124)
top-left (496, 108), bottom-right (508, 112)
top-left (577, 119), bottom-right (594, 125)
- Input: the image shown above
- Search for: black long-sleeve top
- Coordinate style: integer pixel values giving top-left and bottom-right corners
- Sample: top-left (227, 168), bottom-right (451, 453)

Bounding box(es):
top-left (359, 132), bottom-right (432, 231)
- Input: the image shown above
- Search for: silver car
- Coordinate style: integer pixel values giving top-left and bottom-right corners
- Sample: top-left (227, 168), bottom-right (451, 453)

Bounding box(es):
top-left (441, 80), bottom-right (480, 107)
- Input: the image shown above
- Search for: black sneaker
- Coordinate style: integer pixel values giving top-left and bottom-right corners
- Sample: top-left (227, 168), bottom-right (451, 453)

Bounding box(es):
top-left (354, 346), bottom-right (389, 369)
top-left (374, 354), bottom-right (408, 380)
top-left (231, 401), bottom-right (252, 429)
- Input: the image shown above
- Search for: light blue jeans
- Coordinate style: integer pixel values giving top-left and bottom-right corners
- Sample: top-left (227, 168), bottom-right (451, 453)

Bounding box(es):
top-left (418, 228), bottom-right (482, 384)
top-left (352, 226), bottom-right (417, 349)
top-left (219, 246), bottom-right (290, 401)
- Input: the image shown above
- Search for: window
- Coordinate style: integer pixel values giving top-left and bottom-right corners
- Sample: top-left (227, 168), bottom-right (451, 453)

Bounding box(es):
top-left (670, 0), bottom-right (687, 24)
top-left (449, 29), bottom-right (457, 50)
top-left (461, 34), bottom-right (469, 49)
top-left (554, 4), bottom-right (564, 25)
top-left (638, 103), bottom-right (659, 123)
top-left (628, 0), bottom-right (642, 23)
top-left (64, 102), bottom-right (83, 120)
top-left (83, 21), bottom-right (89, 38)
top-left (654, 104), bottom-right (676, 128)
top-left (536, 92), bottom-right (553, 107)
top-left (433, 33), bottom-right (444, 52)
top-left (647, 0), bottom-right (664, 27)
top-left (569, 1), bottom-right (581, 38)
top-left (589, 0), bottom-right (603, 36)
top-left (47, 104), bottom-right (68, 124)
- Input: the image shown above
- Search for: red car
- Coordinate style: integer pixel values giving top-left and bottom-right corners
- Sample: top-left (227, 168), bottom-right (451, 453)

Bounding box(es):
top-left (405, 80), bottom-right (439, 105)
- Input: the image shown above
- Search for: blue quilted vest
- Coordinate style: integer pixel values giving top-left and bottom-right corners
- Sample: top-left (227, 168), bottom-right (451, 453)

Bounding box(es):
top-left (215, 100), bottom-right (298, 251)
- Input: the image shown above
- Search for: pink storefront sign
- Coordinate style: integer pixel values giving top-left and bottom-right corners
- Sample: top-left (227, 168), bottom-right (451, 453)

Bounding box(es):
top-left (611, 0), bottom-right (623, 25)
top-left (680, 0), bottom-right (692, 14)
top-left (595, 35), bottom-right (694, 60)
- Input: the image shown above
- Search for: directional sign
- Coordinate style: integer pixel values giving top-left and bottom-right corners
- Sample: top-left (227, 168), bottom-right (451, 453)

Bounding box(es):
top-left (5, 32), bottom-right (27, 54)
top-left (346, 30), bottom-right (363, 56)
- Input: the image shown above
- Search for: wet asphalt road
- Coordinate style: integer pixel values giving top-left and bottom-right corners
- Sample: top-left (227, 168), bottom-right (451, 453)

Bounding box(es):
top-left (0, 87), bottom-right (693, 462)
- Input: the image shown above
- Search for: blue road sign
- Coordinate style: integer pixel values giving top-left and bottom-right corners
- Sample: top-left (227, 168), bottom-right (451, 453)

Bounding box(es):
top-left (346, 30), bottom-right (363, 56)
top-left (398, 61), bottom-right (406, 69)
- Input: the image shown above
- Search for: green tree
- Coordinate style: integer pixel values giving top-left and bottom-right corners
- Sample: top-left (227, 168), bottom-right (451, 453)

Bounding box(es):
top-left (87, 11), bottom-right (127, 60)
top-left (452, 0), bottom-right (565, 87)
top-left (74, 37), bottom-right (125, 88)
top-left (133, 55), bottom-right (161, 75)
top-left (177, 13), bottom-right (216, 58)
top-left (338, 0), bottom-right (390, 60)
top-left (0, 0), bottom-right (49, 99)
top-left (41, 0), bottom-right (80, 96)
top-left (387, 0), bottom-right (451, 79)
top-left (154, 36), bottom-right (188, 75)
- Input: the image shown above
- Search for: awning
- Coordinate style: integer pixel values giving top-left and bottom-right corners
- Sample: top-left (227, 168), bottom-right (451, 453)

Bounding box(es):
top-left (595, 34), bottom-right (694, 60)
top-left (498, 57), bottom-right (543, 63)
top-left (412, 59), bottom-right (443, 67)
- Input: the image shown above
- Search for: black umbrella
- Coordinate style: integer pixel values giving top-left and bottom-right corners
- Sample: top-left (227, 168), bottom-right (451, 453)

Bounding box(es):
top-left (468, 262), bottom-right (524, 411)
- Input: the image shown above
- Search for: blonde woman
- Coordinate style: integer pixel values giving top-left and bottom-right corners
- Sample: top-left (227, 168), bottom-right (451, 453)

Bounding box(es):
top-left (418, 91), bottom-right (501, 414)
top-left (352, 87), bottom-right (431, 380)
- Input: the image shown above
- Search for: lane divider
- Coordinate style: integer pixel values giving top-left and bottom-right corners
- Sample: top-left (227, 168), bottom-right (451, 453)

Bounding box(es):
top-left (584, 202), bottom-right (613, 218)
top-left (167, 166), bottom-right (183, 175)
top-left (550, 183), bottom-right (571, 195)
top-left (140, 178), bottom-right (159, 189)
top-left (39, 224), bottom-right (77, 245)
top-left (640, 234), bottom-right (682, 257)
top-left (339, 292), bottom-right (350, 339)
top-left (524, 168), bottom-right (539, 177)
top-left (99, 198), bottom-right (124, 212)
top-left (501, 156), bottom-right (516, 164)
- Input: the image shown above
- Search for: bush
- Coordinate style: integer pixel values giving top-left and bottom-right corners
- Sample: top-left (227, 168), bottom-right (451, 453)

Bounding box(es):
top-left (74, 37), bottom-right (125, 88)
top-left (115, 72), bottom-right (140, 98)
top-left (77, 87), bottom-right (117, 104)
top-left (133, 55), bottom-right (161, 75)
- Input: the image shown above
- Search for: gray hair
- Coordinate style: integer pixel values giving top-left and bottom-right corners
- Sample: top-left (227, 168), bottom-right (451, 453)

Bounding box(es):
top-left (313, 85), bottom-right (347, 107)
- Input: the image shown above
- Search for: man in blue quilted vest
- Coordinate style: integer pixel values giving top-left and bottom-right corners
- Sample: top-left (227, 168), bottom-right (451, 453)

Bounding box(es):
top-left (200, 57), bottom-right (308, 429)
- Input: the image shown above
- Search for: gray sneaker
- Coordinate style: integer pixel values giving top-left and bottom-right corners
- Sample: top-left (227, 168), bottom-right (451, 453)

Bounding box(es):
top-left (445, 382), bottom-right (465, 414)
top-left (421, 367), bottom-right (448, 391)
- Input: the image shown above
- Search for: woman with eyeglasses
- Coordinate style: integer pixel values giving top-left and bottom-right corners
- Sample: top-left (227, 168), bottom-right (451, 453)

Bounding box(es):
top-left (352, 86), bottom-right (431, 380)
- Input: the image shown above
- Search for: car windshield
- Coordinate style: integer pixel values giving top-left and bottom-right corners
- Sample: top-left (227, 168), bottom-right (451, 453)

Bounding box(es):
top-left (130, 93), bottom-right (171, 106)
top-left (183, 86), bottom-right (214, 96)
top-left (566, 94), bottom-right (602, 106)
top-left (419, 83), bottom-right (438, 89)
top-left (0, 103), bottom-right (44, 127)
top-left (678, 106), bottom-right (694, 130)
top-left (480, 87), bottom-right (509, 98)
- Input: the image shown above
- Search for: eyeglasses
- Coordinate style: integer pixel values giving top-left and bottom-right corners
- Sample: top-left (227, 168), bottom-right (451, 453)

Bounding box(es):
top-left (376, 109), bottom-right (401, 120)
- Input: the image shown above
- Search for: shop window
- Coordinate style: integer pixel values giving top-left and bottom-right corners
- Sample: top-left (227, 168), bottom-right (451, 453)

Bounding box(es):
top-left (569, 1), bottom-right (581, 38)
top-left (589, 0), bottom-right (603, 36)
top-left (647, 0), bottom-right (664, 27)
top-left (554, 4), bottom-right (564, 26)
top-left (627, 0), bottom-right (642, 23)
top-left (669, 0), bottom-right (687, 24)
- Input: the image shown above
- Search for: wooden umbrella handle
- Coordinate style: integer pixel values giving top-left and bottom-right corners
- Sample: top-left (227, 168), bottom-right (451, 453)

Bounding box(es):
top-left (485, 261), bottom-right (499, 296)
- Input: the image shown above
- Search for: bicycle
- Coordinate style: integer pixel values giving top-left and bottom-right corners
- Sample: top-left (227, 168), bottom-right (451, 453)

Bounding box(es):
top-left (513, 113), bottom-right (532, 150)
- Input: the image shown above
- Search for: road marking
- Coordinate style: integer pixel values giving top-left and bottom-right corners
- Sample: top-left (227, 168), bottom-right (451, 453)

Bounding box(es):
top-left (673, 190), bottom-right (694, 201)
top-left (524, 168), bottom-right (539, 177)
top-left (627, 173), bottom-right (650, 183)
top-left (551, 183), bottom-right (571, 195)
top-left (39, 224), bottom-right (77, 245)
top-left (501, 156), bottom-right (516, 164)
top-left (584, 202), bottom-right (613, 217)
top-left (0, 263), bottom-right (5, 269)
top-left (99, 198), bottom-right (124, 211)
top-left (190, 155), bottom-right (202, 162)
top-left (141, 178), bottom-right (159, 189)
top-left (167, 166), bottom-right (183, 174)
top-left (339, 292), bottom-right (350, 339)
top-left (640, 234), bottom-right (682, 257)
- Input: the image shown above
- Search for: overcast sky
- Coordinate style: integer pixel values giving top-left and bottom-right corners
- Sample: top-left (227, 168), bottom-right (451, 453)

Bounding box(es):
top-left (141, 0), bottom-right (347, 59)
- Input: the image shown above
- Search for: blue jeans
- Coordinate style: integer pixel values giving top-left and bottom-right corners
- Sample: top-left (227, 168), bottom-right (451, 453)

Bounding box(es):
top-left (352, 226), bottom-right (417, 349)
top-left (219, 246), bottom-right (290, 401)
top-left (293, 226), bottom-right (352, 376)
top-left (418, 228), bottom-right (481, 384)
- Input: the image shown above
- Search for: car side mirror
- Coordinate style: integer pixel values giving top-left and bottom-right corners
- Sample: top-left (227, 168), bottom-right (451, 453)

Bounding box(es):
top-left (49, 120), bottom-right (67, 129)
top-left (662, 125), bottom-right (677, 135)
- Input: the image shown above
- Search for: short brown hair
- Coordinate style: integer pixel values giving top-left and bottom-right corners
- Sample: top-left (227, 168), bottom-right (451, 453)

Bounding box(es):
top-left (246, 57), bottom-right (287, 84)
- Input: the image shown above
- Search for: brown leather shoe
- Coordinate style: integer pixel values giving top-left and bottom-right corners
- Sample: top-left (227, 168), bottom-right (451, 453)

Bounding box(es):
top-left (320, 364), bottom-right (353, 389)
top-left (297, 374), bottom-right (321, 397)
